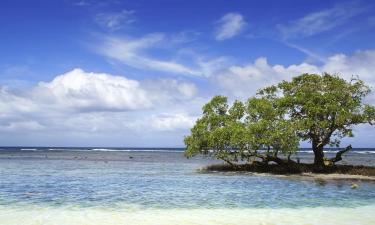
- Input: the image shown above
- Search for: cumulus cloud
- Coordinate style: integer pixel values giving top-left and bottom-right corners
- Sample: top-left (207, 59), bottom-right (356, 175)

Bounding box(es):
top-left (215, 12), bottom-right (246, 41)
top-left (95, 10), bottom-right (135, 31)
top-left (0, 87), bottom-right (38, 114)
top-left (149, 113), bottom-right (196, 131)
top-left (143, 78), bottom-right (198, 102)
top-left (277, 2), bottom-right (366, 39)
top-left (322, 50), bottom-right (375, 84)
top-left (215, 49), bottom-right (375, 99)
top-left (34, 68), bottom-right (152, 111)
top-left (0, 121), bottom-right (44, 132)
top-left (0, 69), bottom-right (200, 144)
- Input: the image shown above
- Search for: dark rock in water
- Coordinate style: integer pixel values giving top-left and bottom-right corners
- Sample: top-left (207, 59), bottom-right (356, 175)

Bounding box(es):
top-left (129, 156), bottom-right (134, 159)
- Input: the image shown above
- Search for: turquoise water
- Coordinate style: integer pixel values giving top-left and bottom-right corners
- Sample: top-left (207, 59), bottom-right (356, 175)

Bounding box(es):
top-left (0, 149), bottom-right (375, 224)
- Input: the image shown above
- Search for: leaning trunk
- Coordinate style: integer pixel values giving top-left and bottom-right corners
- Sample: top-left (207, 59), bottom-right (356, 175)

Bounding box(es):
top-left (329, 145), bottom-right (352, 164)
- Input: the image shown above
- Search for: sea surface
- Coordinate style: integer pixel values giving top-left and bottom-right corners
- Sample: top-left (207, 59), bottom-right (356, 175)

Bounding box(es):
top-left (0, 147), bottom-right (374, 225)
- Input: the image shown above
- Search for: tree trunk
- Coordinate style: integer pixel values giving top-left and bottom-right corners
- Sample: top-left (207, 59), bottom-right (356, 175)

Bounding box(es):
top-left (312, 141), bottom-right (325, 170)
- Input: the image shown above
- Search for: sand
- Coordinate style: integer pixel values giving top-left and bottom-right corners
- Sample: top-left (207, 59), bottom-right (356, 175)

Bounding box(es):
top-left (1, 205), bottom-right (375, 225)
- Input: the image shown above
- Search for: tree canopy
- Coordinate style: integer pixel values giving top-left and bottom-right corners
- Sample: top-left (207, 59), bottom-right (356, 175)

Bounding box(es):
top-left (184, 73), bottom-right (375, 169)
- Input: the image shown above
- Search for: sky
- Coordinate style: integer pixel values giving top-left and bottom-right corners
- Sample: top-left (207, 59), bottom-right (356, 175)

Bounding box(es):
top-left (1, 0), bottom-right (375, 147)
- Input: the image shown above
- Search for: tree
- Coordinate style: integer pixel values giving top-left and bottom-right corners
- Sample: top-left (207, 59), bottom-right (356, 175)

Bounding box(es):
top-left (256, 73), bottom-right (375, 169)
top-left (185, 73), bottom-right (375, 170)
top-left (246, 96), bottom-right (299, 165)
top-left (184, 96), bottom-right (246, 165)
top-left (184, 95), bottom-right (299, 166)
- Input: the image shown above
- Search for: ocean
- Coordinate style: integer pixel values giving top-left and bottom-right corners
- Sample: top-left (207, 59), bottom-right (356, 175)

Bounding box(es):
top-left (0, 147), bottom-right (374, 224)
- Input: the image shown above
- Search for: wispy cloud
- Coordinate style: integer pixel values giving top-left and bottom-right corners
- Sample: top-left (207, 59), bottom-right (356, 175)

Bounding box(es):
top-left (73, 0), bottom-right (90, 6)
top-left (95, 10), bottom-right (135, 31)
top-left (97, 34), bottom-right (201, 75)
top-left (282, 42), bottom-right (326, 63)
top-left (215, 12), bottom-right (246, 41)
top-left (277, 2), bottom-right (366, 39)
top-left (169, 30), bottom-right (201, 44)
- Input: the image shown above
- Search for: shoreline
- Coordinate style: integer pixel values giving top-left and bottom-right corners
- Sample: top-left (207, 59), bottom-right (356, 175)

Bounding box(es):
top-left (298, 172), bottom-right (375, 181)
top-left (201, 170), bottom-right (375, 182)
top-left (268, 172), bottom-right (375, 182)
top-left (200, 163), bottom-right (375, 182)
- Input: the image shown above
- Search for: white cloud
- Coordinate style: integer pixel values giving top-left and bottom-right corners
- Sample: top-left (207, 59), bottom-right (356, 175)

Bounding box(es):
top-left (34, 68), bottom-right (152, 111)
top-left (215, 57), bottom-right (319, 98)
top-left (277, 3), bottom-right (366, 39)
top-left (2, 49), bottom-right (375, 146)
top-left (0, 121), bottom-right (44, 132)
top-left (282, 42), bottom-right (326, 63)
top-left (143, 78), bottom-right (198, 101)
top-left (169, 30), bottom-right (201, 44)
top-left (0, 87), bottom-right (37, 114)
top-left (19, 68), bottom-right (199, 112)
top-left (0, 69), bottom-right (201, 145)
top-left (197, 56), bottom-right (232, 77)
top-left (149, 113), bottom-right (197, 131)
top-left (98, 34), bottom-right (200, 75)
top-left (95, 10), bottom-right (135, 31)
top-left (215, 12), bottom-right (246, 41)
top-left (322, 50), bottom-right (375, 83)
top-left (215, 49), bottom-right (375, 99)
top-left (177, 82), bottom-right (197, 98)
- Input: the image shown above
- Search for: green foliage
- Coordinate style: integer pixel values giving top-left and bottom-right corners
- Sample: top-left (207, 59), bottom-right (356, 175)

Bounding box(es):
top-left (185, 73), bottom-right (375, 166)
top-left (184, 96), bottom-right (247, 163)
top-left (270, 74), bottom-right (375, 148)
top-left (184, 96), bottom-right (299, 164)
top-left (246, 97), bottom-right (299, 156)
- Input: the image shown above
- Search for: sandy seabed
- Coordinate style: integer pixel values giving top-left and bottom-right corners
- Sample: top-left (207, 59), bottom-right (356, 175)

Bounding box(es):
top-left (0, 205), bottom-right (374, 225)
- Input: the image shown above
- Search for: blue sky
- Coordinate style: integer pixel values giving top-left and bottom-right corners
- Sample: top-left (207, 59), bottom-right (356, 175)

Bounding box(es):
top-left (1, 0), bottom-right (375, 147)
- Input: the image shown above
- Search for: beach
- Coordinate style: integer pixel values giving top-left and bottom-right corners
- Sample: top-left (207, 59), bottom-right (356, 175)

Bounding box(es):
top-left (1, 205), bottom-right (375, 225)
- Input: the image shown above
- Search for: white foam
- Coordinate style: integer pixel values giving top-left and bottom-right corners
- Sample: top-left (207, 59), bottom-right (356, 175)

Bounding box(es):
top-left (42, 148), bottom-right (182, 152)
top-left (91, 149), bottom-right (182, 153)
top-left (0, 205), bottom-right (374, 225)
top-left (355, 151), bottom-right (375, 154)
top-left (296, 150), bottom-right (375, 154)
top-left (20, 148), bottom-right (38, 151)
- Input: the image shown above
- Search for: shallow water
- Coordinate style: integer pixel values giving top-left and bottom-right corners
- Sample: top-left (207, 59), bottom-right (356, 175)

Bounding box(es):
top-left (0, 149), bottom-right (374, 224)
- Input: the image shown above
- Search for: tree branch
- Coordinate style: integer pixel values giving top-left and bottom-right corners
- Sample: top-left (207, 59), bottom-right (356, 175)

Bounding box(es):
top-left (218, 156), bottom-right (235, 166)
top-left (317, 114), bottom-right (337, 148)
top-left (329, 145), bottom-right (352, 164)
